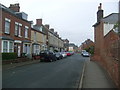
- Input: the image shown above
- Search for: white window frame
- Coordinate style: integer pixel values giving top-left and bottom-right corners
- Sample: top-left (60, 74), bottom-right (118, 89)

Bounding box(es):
top-left (5, 18), bottom-right (11, 34)
top-left (9, 41), bottom-right (14, 52)
top-left (2, 40), bottom-right (8, 52)
top-left (25, 26), bottom-right (29, 38)
top-left (23, 43), bottom-right (30, 55)
top-left (2, 40), bottom-right (14, 53)
top-left (18, 23), bottom-right (22, 37)
top-left (15, 22), bottom-right (19, 36)
top-left (33, 45), bottom-right (40, 55)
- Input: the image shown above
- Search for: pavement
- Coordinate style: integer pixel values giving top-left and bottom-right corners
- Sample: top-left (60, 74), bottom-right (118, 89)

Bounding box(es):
top-left (80, 60), bottom-right (117, 88)
top-left (2, 58), bottom-right (117, 88)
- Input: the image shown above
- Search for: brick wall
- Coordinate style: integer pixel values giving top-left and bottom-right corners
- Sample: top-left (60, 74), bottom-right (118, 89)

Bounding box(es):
top-left (92, 24), bottom-right (120, 88)
top-left (103, 31), bottom-right (119, 87)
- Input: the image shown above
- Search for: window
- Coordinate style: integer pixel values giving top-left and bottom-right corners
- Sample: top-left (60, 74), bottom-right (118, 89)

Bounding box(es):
top-left (40, 26), bottom-right (42, 32)
top-left (24, 44), bottom-right (27, 54)
top-left (33, 45), bottom-right (40, 55)
top-left (2, 40), bottom-right (14, 53)
top-left (9, 42), bottom-right (13, 52)
top-left (25, 26), bottom-right (29, 38)
top-left (34, 32), bottom-right (37, 42)
top-left (23, 44), bottom-right (30, 55)
top-left (15, 22), bottom-right (19, 36)
top-left (36, 45), bottom-right (40, 54)
top-left (18, 23), bottom-right (22, 37)
top-left (3, 41), bottom-right (8, 52)
top-left (5, 18), bottom-right (11, 34)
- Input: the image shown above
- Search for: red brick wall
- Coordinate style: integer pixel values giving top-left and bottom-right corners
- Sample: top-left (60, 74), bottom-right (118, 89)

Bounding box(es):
top-left (103, 31), bottom-right (119, 87)
top-left (2, 10), bottom-right (31, 40)
top-left (2, 9), bottom-right (31, 54)
top-left (92, 21), bottom-right (120, 88)
top-left (93, 22), bottom-right (104, 61)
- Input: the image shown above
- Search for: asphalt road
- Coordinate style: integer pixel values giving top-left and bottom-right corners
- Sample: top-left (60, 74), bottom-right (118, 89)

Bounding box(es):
top-left (2, 53), bottom-right (89, 88)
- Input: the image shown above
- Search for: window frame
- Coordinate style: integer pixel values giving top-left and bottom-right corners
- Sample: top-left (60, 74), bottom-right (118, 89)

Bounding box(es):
top-left (2, 40), bottom-right (14, 53)
top-left (15, 22), bottom-right (19, 36)
top-left (9, 41), bottom-right (14, 52)
top-left (5, 18), bottom-right (11, 34)
top-left (25, 26), bottom-right (29, 38)
top-left (18, 23), bottom-right (22, 37)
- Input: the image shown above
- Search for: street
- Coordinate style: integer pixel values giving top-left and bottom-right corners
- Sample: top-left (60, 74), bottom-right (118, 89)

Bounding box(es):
top-left (2, 54), bottom-right (89, 88)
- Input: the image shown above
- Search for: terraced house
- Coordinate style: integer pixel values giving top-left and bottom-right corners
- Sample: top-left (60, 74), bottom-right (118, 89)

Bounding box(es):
top-left (0, 3), bottom-right (31, 57)
top-left (31, 19), bottom-right (47, 55)
top-left (1, 3), bottom-right (66, 61)
top-left (48, 28), bottom-right (64, 52)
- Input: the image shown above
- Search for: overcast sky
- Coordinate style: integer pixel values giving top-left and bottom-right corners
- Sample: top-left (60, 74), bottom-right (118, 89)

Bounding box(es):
top-left (0, 0), bottom-right (119, 46)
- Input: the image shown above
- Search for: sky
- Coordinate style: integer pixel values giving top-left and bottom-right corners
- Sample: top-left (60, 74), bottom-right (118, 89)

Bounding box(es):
top-left (0, 0), bottom-right (119, 46)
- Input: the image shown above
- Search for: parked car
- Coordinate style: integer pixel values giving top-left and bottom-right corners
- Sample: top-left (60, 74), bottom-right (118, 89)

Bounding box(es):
top-left (55, 52), bottom-right (63, 60)
top-left (69, 51), bottom-right (74, 55)
top-left (82, 52), bottom-right (90, 57)
top-left (39, 50), bottom-right (57, 62)
top-left (81, 50), bottom-right (86, 55)
top-left (66, 52), bottom-right (72, 56)
top-left (60, 52), bottom-right (67, 58)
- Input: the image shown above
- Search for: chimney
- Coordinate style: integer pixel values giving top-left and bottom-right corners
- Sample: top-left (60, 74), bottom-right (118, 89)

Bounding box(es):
top-left (36, 19), bottom-right (42, 26)
top-left (45, 24), bottom-right (49, 29)
top-left (50, 28), bottom-right (54, 32)
top-left (9, 3), bottom-right (20, 12)
top-left (97, 3), bottom-right (103, 22)
top-left (55, 32), bottom-right (58, 35)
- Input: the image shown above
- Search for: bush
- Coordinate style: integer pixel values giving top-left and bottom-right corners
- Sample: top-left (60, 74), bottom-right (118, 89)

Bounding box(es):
top-left (2, 53), bottom-right (17, 60)
top-left (84, 46), bottom-right (94, 55)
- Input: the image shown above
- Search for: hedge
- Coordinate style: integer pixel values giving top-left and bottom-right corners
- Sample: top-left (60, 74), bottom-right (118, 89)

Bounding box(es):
top-left (2, 53), bottom-right (17, 60)
top-left (84, 46), bottom-right (94, 55)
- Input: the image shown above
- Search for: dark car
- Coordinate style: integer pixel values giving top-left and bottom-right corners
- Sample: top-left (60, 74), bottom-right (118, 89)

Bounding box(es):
top-left (55, 52), bottom-right (63, 60)
top-left (40, 50), bottom-right (57, 62)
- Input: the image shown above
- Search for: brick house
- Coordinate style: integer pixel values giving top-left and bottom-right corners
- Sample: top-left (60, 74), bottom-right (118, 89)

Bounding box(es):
top-left (31, 19), bottom-right (47, 55)
top-left (63, 39), bottom-right (69, 51)
top-left (0, 3), bottom-right (31, 57)
top-left (92, 3), bottom-right (119, 87)
top-left (48, 28), bottom-right (64, 52)
top-left (81, 39), bottom-right (94, 50)
top-left (68, 43), bottom-right (78, 52)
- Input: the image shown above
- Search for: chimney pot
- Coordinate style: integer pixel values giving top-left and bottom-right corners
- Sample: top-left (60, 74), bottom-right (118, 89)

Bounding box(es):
top-left (36, 19), bottom-right (42, 26)
top-left (9, 3), bottom-right (20, 12)
top-left (97, 3), bottom-right (103, 22)
top-left (45, 24), bottom-right (49, 29)
top-left (98, 3), bottom-right (102, 10)
top-left (50, 28), bottom-right (54, 32)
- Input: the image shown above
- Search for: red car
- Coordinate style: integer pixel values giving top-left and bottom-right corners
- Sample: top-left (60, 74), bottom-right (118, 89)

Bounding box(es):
top-left (66, 52), bottom-right (71, 56)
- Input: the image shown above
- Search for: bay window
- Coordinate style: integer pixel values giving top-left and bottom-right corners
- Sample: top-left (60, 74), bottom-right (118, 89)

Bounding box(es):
top-left (2, 40), bottom-right (14, 53)
top-left (3, 41), bottom-right (8, 52)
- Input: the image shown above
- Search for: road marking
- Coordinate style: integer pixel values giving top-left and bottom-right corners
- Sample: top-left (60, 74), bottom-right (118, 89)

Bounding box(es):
top-left (78, 61), bottom-right (86, 89)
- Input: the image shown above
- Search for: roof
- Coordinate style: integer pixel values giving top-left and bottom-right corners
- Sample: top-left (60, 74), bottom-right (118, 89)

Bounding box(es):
top-left (69, 43), bottom-right (75, 47)
top-left (22, 40), bottom-right (31, 43)
top-left (0, 3), bottom-right (30, 23)
top-left (0, 36), bottom-right (14, 41)
top-left (32, 25), bottom-right (47, 35)
top-left (93, 13), bottom-right (119, 27)
top-left (102, 13), bottom-right (118, 24)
